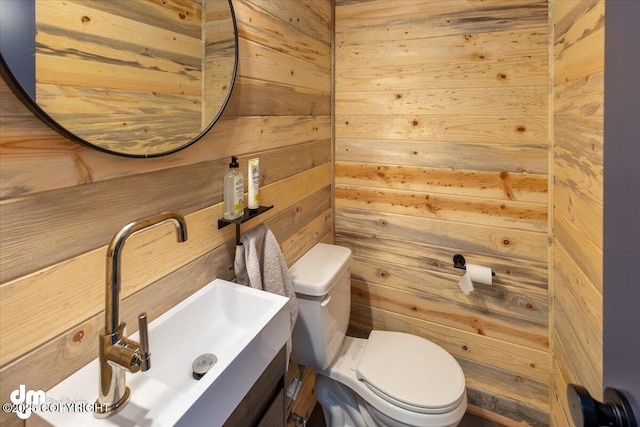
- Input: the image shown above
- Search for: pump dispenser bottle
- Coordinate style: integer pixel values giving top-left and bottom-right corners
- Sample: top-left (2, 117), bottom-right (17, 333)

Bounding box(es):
top-left (223, 156), bottom-right (244, 220)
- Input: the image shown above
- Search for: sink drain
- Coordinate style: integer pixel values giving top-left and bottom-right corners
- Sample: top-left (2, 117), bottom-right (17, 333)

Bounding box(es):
top-left (192, 353), bottom-right (217, 380)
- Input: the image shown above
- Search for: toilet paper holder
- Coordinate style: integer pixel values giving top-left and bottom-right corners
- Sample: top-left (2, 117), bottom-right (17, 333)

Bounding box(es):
top-left (453, 254), bottom-right (496, 276)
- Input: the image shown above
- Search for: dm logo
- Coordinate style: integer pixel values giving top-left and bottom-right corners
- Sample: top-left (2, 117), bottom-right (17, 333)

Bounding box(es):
top-left (10, 384), bottom-right (46, 419)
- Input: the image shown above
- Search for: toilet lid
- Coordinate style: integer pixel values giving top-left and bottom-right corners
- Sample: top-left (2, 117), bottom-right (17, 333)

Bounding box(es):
top-left (356, 331), bottom-right (465, 413)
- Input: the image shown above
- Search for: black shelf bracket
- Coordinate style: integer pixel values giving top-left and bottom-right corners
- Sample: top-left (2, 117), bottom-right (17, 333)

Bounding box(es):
top-left (218, 205), bottom-right (273, 245)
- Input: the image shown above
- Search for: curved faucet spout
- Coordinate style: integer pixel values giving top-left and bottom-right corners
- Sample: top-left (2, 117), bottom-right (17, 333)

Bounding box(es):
top-left (96, 211), bottom-right (188, 418)
top-left (105, 211), bottom-right (188, 335)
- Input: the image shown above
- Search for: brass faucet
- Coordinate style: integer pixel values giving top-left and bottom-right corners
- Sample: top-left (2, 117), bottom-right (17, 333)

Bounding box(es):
top-left (95, 211), bottom-right (188, 417)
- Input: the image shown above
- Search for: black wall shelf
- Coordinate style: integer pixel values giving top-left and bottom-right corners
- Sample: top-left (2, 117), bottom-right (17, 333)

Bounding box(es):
top-left (218, 205), bottom-right (273, 245)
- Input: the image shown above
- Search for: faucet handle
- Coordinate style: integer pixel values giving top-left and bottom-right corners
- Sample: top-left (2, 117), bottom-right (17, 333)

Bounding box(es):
top-left (138, 312), bottom-right (151, 371)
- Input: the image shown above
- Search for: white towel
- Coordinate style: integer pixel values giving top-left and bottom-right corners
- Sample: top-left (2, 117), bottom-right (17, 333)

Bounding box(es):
top-left (234, 224), bottom-right (298, 357)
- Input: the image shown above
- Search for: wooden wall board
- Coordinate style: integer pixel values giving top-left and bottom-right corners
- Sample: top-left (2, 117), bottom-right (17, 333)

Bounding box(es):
top-left (335, 58), bottom-right (548, 92)
top-left (336, 208), bottom-right (548, 260)
top-left (336, 87), bottom-right (547, 117)
top-left (336, 138), bottom-right (548, 175)
top-left (336, 162), bottom-right (548, 203)
top-left (336, 185), bottom-right (547, 232)
top-left (335, 114), bottom-right (547, 145)
top-left (334, 208), bottom-right (549, 263)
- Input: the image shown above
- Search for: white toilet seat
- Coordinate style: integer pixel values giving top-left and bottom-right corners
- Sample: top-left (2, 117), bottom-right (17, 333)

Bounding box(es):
top-left (320, 334), bottom-right (467, 426)
top-left (357, 331), bottom-right (466, 414)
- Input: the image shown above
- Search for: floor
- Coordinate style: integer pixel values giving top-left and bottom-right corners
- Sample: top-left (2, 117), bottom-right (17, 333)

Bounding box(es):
top-left (305, 404), bottom-right (504, 426)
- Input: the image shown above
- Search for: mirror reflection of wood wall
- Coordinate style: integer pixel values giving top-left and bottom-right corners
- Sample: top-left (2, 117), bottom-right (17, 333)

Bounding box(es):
top-left (34, 0), bottom-right (234, 156)
top-left (204, 0), bottom-right (235, 129)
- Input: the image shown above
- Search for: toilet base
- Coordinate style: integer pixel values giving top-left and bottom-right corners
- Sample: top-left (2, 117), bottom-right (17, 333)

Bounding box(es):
top-left (315, 374), bottom-right (466, 427)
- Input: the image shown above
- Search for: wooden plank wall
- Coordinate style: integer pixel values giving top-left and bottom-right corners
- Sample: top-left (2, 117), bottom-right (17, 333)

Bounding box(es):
top-left (551, 1), bottom-right (605, 426)
top-left (334, 1), bottom-right (550, 424)
top-left (0, 1), bottom-right (332, 426)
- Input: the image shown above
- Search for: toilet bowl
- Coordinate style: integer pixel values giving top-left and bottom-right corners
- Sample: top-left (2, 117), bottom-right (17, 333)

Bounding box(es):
top-left (290, 243), bottom-right (467, 427)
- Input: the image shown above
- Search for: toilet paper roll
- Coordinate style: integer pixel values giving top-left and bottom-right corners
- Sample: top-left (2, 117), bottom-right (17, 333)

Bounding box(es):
top-left (457, 264), bottom-right (493, 295)
top-left (465, 263), bottom-right (493, 286)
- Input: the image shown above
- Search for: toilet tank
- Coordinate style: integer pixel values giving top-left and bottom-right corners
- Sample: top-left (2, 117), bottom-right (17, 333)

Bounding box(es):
top-left (290, 243), bottom-right (352, 371)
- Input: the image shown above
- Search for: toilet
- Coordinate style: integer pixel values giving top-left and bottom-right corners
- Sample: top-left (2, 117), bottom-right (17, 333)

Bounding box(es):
top-left (290, 243), bottom-right (467, 427)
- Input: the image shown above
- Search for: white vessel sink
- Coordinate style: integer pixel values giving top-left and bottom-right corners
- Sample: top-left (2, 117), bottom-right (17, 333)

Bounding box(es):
top-left (34, 279), bottom-right (290, 427)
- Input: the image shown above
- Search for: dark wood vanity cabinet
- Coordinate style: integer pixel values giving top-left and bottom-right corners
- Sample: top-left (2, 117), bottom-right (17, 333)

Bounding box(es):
top-left (223, 346), bottom-right (287, 427)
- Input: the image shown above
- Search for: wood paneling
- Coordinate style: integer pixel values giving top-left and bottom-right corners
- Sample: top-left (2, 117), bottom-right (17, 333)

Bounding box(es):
top-left (1, 2), bottom-right (611, 427)
top-left (335, 0), bottom-right (549, 424)
top-left (551, 2), bottom-right (605, 425)
top-left (0, 1), bottom-right (333, 426)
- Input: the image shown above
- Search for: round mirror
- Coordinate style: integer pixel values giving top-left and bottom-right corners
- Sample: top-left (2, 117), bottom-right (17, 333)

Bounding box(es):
top-left (0, 0), bottom-right (237, 157)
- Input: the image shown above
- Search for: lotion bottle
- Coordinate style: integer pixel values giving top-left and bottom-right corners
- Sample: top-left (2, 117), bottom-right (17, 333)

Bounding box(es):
top-left (248, 158), bottom-right (260, 212)
top-left (223, 156), bottom-right (244, 220)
